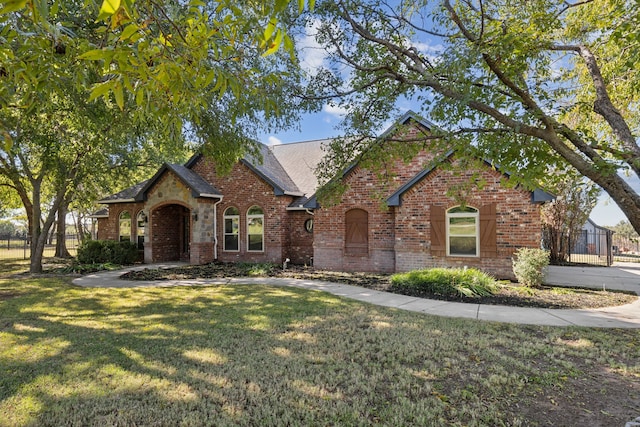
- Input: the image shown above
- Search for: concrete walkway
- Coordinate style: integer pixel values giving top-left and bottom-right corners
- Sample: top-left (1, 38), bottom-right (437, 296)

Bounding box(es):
top-left (73, 263), bottom-right (640, 329)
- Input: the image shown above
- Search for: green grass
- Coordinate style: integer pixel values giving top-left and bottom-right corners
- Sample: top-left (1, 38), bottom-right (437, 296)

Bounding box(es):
top-left (1, 266), bottom-right (639, 426)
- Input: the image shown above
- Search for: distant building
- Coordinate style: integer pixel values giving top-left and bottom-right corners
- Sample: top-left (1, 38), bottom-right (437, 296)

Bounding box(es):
top-left (573, 218), bottom-right (614, 257)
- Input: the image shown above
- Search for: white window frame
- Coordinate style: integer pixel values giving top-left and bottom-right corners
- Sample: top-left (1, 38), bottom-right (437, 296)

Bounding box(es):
top-left (119, 211), bottom-right (132, 242)
top-left (136, 211), bottom-right (146, 249)
top-left (446, 206), bottom-right (479, 257)
top-left (246, 206), bottom-right (264, 252)
top-left (223, 207), bottom-right (240, 252)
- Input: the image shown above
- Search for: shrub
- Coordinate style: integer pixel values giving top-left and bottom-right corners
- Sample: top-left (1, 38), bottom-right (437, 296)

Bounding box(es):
top-left (237, 262), bottom-right (277, 276)
top-left (390, 267), bottom-right (498, 298)
top-left (76, 240), bottom-right (138, 265)
top-left (512, 248), bottom-right (550, 287)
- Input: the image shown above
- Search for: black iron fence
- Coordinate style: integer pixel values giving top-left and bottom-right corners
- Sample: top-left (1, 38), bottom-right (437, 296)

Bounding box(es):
top-left (611, 235), bottom-right (640, 263)
top-left (543, 229), bottom-right (613, 266)
top-left (0, 234), bottom-right (80, 260)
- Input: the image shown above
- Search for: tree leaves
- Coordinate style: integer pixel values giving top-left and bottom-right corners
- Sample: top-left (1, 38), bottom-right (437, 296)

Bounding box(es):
top-left (97, 0), bottom-right (121, 21)
top-left (0, 0), bottom-right (26, 15)
top-left (308, 0), bottom-right (640, 231)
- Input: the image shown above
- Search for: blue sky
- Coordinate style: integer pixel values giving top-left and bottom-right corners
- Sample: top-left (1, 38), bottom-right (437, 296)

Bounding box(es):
top-left (256, 15), bottom-right (634, 229)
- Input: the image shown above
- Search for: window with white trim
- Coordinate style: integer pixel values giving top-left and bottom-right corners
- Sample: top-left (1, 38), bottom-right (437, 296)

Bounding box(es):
top-left (119, 211), bottom-right (131, 242)
top-left (223, 207), bottom-right (240, 251)
top-left (247, 206), bottom-right (264, 252)
top-left (136, 211), bottom-right (146, 249)
top-left (446, 206), bottom-right (479, 257)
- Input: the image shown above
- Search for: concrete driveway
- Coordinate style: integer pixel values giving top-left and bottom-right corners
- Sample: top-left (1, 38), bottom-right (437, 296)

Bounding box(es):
top-left (545, 262), bottom-right (640, 295)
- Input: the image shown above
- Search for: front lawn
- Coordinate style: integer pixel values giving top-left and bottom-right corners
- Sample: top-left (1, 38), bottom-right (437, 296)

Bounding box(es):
top-left (1, 265), bottom-right (639, 426)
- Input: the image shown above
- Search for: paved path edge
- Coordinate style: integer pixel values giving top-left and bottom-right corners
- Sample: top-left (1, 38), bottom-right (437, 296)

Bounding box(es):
top-left (72, 264), bottom-right (640, 329)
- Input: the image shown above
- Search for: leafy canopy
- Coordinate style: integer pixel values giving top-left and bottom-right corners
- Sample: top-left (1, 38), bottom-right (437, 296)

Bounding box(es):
top-left (307, 0), bottom-right (640, 232)
top-left (1, 0), bottom-right (315, 169)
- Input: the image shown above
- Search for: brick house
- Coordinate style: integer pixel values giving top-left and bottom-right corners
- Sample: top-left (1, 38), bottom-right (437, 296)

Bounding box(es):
top-left (94, 112), bottom-right (552, 278)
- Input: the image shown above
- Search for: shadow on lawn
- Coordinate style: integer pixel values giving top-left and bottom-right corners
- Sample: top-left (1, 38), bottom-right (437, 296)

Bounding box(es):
top-left (1, 279), bottom-right (639, 426)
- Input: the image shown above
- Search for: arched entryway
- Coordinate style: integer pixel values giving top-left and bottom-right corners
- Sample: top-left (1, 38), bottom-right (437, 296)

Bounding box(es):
top-left (150, 204), bottom-right (192, 262)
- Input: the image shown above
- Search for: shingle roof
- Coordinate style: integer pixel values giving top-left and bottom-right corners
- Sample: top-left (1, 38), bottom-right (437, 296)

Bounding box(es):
top-left (386, 151), bottom-right (554, 206)
top-left (98, 163), bottom-right (222, 204)
top-left (98, 180), bottom-right (149, 204)
top-left (136, 163), bottom-right (223, 200)
top-left (89, 207), bottom-right (109, 218)
top-left (241, 144), bottom-right (303, 196)
top-left (270, 139), bottom-right (328, 198)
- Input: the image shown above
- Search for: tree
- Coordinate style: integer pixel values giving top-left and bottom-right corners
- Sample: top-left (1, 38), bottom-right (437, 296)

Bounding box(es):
top-left (0, 218), bottom-right (17, 237)
top-left (306, 0), bottom-right (640, 232)
top-left (610, 220), bottom-right (638, 241)
top-left (1, 0), bottom-right (314, 167)
top-left (1, 0), bottom-right (314, 272)
top-left (541, 171), bottom-right (600, 263)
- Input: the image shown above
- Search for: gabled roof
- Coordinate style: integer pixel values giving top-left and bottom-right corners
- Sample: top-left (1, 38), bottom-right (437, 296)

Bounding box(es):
top-left (584, 218), bottom-right (613, 233)
top-left (136, 163), bottom-right (222, 200)
top-left (378, 110), bottom-right (438, 140)
top-left (184, 141), bottom-right (327, 200)
top-left (386, 151), bottom-right (554, 206)
top-left (242, 144), bottom-right (303, 197)
top-left (98, 163), bottom-right (222, 204)
top-left (270, 139), bottom-right (327, 197)
top-left (302, 110), bottom-right (436, 209)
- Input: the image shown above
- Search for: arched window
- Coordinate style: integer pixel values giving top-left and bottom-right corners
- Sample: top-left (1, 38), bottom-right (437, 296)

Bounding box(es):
top-left (119, 211), bottom-right (131, 242)
top-left (446, 206), bottom-right (479, 256)
top-left (247, 206), bottom-right (264, 252)
top-left (345, 208), bottom-right (368, 255)
top-left (224, 207), bottom-right (240, 251)
top-left (136, 211), bottom-right (146, 249)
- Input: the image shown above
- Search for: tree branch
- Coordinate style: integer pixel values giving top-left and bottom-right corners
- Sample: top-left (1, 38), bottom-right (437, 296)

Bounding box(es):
top-left (550, 43), bottom-right (640, 176)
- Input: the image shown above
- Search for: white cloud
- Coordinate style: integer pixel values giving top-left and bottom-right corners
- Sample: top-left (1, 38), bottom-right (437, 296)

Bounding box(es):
top-left (409, 39), bottom-right (444, 65)
top-left (267, 136), bottom-right (283, 146)
top-left (297, 19), bottom-right (330, 76)
top-left (322, 103), bottom-right (348, 120)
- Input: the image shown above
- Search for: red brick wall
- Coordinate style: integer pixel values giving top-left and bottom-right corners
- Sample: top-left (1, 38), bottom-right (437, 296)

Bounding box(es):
top-left (394, 160), bottom-right (542, 279)
top-left (314, 125), bottom-right (440, 273)
top-left (191, 157), bottom-right (294, 265)
top-left (96, 202), bottom-right (145, 242)
top-left (314, 132), bottom-right (543, 278)
top-left (314, 165), bottom-right (398, 273)
top-left (286, 210), bottom-right (314, 265)
top-left (149, 203), bottom-right (189, 262)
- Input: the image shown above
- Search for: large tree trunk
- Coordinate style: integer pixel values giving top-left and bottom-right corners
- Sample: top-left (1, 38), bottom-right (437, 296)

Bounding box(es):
top-left (55, 201), bottom-right (71, 258)
top-left (28, 180), bottom-right (64, 273)
top-left (29, 181), bottom-right (44, 274)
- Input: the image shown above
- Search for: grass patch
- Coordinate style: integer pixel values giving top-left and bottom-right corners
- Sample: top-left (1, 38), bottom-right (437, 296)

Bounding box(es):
top-left (390, 268), bottom-right (498, 298)
top-left (237, 262), bottom-right (277, 277)
top-left (2, 270), bottom-right (639, 426)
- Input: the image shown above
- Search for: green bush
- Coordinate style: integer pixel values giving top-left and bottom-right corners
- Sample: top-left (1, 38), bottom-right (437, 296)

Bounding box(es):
top-left (237, 262), bottom-right (277, 276)
top-left (390, 267), bottom-right (498, 298)
top-left (76, 240), bottom-right (138, 265)
top-left (512, 248), bottom-right (550, 287)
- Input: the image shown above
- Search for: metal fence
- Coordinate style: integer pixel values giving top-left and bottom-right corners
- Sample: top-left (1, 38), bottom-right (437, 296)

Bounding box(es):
top-left (0, 234), bottom-right (80, 260)
top-left (543, 229), bottom-right (613, 266)
top-left (611, 235), bottom-right (640, 263)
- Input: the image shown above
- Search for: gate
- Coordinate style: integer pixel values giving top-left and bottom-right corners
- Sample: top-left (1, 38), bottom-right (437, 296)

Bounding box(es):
top-left (543, 229), bottom-right (613, 266)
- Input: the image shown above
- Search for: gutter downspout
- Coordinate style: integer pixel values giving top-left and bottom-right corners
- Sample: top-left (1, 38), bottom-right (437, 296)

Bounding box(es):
top-left (213, 197), bottom-right (223, 260)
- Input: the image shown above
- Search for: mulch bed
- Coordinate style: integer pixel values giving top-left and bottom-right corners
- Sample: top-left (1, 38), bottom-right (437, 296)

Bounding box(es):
top-left (119, 263), bottom-right (638, 310)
